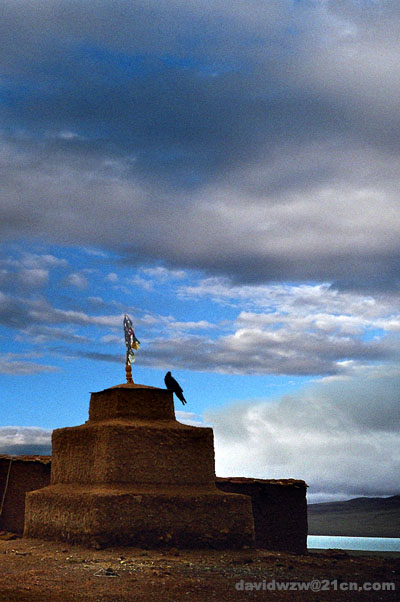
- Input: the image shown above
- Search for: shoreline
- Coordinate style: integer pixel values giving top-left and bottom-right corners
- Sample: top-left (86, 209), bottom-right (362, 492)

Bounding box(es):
top-left (309, 548), bottom-right (400, 558)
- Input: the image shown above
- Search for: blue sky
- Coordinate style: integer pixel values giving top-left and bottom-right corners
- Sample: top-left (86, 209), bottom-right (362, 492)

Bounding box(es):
top-left (0, 0), bottom-right (399, 502)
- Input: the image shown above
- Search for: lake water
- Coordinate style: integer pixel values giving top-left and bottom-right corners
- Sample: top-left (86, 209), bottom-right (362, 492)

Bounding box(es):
top-left (308, 535), bottom-right (400, 552)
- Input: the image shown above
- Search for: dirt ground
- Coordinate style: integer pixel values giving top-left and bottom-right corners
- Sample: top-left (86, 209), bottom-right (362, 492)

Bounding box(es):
top-left (0, 533), bottom-right (398, 601)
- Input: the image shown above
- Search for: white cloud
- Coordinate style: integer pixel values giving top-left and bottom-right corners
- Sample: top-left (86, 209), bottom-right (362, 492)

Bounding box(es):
top-left (141, 281), bottom-right (399, 375)
top-left (128, 276), bottom-right (154, 291)
top-left (141, 266), bottom-right (187, 281)
top-left (175, 410), bottom-right (208, 427)
top-left (20, 253), bottom-right (68, 269)
top-left (1, 270), bottom-right (398, 378)
top-left (105, 272), bottom-right (118, 283)
top-left (0, 426), bottom-right (52, 455)
top-left (26, 302), bottom-right (122, 328)
top-left (166, 319), bottom-right (216, 333)
top-left (57, 130), bottom-right (82, 140)
top-left (0, 352), bottom-right (59, 375)
top-left (100, 334), bottom-right (121, 345)
top-left (205, 372), bottom-right (400, 501)
top-left (0, 251), bottom-right (69, 295)
top-left (64, 272), bottom-right (88, 289)
top-left (18, 268), bottom-right (48, 288)
top-left (88, 296), bottom-right (105, 305)
top-left (0, 253), bottom-right (67, 270)
top-left (15, 325), bottom-right (88, 345)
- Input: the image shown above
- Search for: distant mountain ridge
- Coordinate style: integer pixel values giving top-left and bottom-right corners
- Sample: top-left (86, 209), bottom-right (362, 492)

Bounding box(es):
top-left (308, 495), bottom-right (400, 538)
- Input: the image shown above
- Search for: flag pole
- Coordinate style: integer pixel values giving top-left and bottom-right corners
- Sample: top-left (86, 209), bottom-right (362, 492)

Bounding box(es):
top-left (125, 356), bottom-right (133, 383)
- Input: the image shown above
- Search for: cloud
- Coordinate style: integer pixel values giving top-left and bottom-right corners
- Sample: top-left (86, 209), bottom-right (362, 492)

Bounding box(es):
top-left (164, 319), bottom-right (216, 333)
top-left (0, 267), bottom-right (49, 292)
top-left (0, 285), bottom-right (125, 363)
top-left (179, 278), bottom-right (400, 331)
top-left (0, 352), bottom-right (59, 375)
top-left (128, 276), bottom-right (155, 291)
top-left (124, 267), bottom-right (188, 291)
top-left (105, 272), bottom-right (118, 283)
top-left (70, 350), bottom-right (123, 364)
top-left (0, 426), bottom-right (52, 455)
top-left (142, 332), bottom-right (392, 376)
top-left (18, 268), bottom-right (49, 288)
top-left (63, 272), bottom-right (88, 289)
top-left (205, 371), bottom-right (400, 501)
top-left (175, 410), bottom-right (208, 428)
top-left (0, 1), bottom-right (398, 289)
top-left (15, 325), bottom-right (89, 345)
top-left (141, 267), bottom-right (186, 281)
top-left (0, 252), bottom-right (68, 270)
top-left (1, 270), bottom-right (398, 377)
top-left (0, 250), bottom-right (68, 296)
top-left (139, 281), bottom-right (400, 375)
top-left (26, 302), bottom-right (122, 328)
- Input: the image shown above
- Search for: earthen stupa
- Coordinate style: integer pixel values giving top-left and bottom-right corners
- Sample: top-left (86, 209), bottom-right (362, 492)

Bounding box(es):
top-left (24, 383), bottom-right (255, 548)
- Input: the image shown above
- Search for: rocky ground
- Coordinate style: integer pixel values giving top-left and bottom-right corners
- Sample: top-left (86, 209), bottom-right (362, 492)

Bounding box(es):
top-left (0, 533), bottom-right (399, 601)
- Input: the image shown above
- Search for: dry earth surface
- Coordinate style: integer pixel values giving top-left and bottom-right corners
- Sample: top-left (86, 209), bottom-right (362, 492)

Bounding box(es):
top-left (0, 533), bottom-right (399, 601)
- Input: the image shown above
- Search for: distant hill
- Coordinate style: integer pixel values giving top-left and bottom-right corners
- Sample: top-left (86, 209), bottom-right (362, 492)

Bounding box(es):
top-left (308, 495), bottom-right (400, 538)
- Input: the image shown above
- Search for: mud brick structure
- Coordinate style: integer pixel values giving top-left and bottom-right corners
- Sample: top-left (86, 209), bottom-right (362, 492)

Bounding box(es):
top-left (216, 477), bottom-right (308, 553)
top-left (23, 383), bottom-right (255, 548)
top-left (0, 455), bottom-right (51, 534)
top-left (1, 459), bottom-right (308, 553)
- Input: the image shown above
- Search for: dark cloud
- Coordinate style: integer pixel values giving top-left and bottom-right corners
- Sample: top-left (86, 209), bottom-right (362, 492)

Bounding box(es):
top-left (71, 350), bottom-right (124, 364)
top-left (140, 330), bottom-right (392, 377)
top-left (0, 292), bottom-right (32, 328)
top-left (0, 1), bottom-right (399, 289)
top-left (0, 443), bottom-right (52, 455)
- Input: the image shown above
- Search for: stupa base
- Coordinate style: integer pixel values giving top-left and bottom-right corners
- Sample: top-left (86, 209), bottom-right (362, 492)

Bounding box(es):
top-left (24, 483), bottom-right (255, 549)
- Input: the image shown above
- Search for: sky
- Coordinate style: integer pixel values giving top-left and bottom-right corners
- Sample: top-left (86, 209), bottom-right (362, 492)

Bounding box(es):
top-left (0, 0), bottom-right (399, 503)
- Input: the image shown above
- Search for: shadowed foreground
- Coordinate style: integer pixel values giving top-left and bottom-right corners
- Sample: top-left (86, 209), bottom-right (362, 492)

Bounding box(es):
top-left (0, 536), bottom-right (398, 601)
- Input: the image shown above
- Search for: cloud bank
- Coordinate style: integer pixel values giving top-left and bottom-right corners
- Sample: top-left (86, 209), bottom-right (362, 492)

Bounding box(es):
top-left (1, 250), bottom-right (399, 378)
top-left (206, 372), bottom-right (400, 501)
top-left (0, 427), bottom-right (52, 456)
top-left (0, 0), bottom-right (399, 289)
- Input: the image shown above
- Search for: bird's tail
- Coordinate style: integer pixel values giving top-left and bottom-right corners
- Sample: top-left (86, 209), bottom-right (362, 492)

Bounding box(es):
top-left (178, 392), bottom-right (187, 405)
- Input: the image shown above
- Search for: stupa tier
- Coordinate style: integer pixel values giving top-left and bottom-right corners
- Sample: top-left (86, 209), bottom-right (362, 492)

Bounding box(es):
top-left (24, 384), bottom-right (255, 548)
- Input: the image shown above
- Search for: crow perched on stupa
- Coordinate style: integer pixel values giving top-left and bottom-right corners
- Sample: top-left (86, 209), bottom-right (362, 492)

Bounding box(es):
top-left (164, 371), bottom-right (187, 405)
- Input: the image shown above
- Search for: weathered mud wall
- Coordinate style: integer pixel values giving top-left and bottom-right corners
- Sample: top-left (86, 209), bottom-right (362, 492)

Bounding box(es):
top-left (1, 456), bottom-right (308, 553)
top-left (0, 455), bottom-right (51, 534)
top-left (216, 477), bottom-right (308, 553)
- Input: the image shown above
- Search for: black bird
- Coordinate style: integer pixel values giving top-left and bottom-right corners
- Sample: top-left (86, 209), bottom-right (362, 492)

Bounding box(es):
top-left (164, 371), bottom-right (187, 405)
